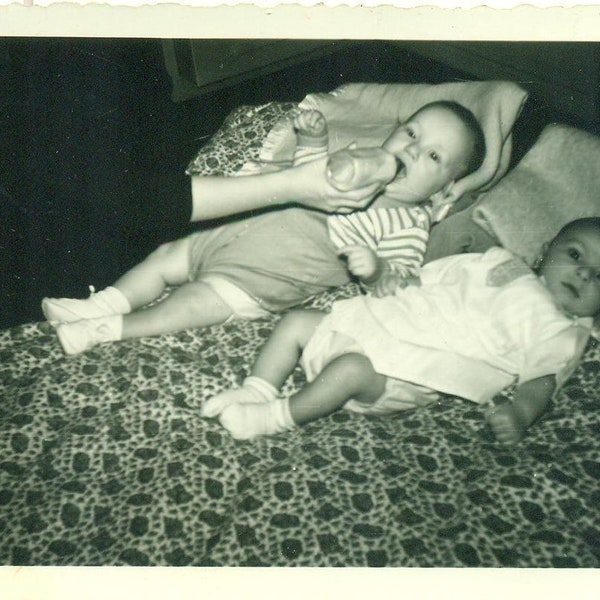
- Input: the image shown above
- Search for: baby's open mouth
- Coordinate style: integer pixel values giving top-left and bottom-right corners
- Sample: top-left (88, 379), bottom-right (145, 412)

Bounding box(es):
top-left (562, 282), bottom-right (580, 298)
top-left (395, 158), bottom-right (407, 178)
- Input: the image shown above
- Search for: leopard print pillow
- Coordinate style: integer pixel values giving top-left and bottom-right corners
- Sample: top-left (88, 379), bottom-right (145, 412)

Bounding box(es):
top-left (186, 102), bottom-right (297, 177)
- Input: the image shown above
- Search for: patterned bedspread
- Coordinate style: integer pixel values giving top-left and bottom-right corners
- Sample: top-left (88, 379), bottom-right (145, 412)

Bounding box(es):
top-left (1, 103), bottom-right (599, 567)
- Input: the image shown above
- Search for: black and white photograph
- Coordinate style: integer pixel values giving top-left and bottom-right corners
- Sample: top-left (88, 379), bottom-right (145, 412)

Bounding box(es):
top-left (0, 3), bottom-right (599, 595)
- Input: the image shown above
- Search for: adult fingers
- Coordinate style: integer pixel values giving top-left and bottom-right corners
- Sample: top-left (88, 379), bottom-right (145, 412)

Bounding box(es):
top-left (325, 182), bottom-right (381, 208)
top-left (339, 182), bottom-right (382, 202)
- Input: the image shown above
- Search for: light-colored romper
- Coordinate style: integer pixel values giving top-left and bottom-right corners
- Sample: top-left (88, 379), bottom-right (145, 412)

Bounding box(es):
top-left (300, 247), bottom-right (592, 414)
top-left (187, 203), bottom-right (432, 317)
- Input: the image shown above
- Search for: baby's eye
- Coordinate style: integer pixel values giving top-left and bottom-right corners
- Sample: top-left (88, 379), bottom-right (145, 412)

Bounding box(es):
top-left (568, 248), bottom-right (580, 260)
top-left (429, 151), bottom-right (440, 163)
top-left (406, 127), bottom-right (416, 139)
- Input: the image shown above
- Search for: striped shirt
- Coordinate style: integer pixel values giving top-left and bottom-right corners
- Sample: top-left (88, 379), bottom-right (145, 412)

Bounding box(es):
top-left (327, 205), bottom-right (433, 278)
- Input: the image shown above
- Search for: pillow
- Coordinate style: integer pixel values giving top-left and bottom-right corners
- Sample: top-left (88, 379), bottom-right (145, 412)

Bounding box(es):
top-left (186, 102), bottom-right (297, 176)
top-left (255, 80), bottom-right (528, 201)
top-left (472, 123), bottom-right (600, 265)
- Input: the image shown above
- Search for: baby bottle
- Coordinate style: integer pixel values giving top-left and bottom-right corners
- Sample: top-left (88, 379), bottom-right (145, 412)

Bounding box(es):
top-left (326, 147), bottom-right (400, 192)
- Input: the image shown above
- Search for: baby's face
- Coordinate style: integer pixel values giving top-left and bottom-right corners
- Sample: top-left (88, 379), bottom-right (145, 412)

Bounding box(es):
top-left (381, 106), bottom-right (474, 204)
top-left (540, 226), bottom-right (600, 318)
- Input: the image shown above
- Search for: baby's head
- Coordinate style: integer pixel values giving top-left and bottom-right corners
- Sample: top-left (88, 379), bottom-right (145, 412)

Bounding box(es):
top-left (382, 101), bottom-right (486, 205)
top-left (537, 217), bottom-right (600, 318)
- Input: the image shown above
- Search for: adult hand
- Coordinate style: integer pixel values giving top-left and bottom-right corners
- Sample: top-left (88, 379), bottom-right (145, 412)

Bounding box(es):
top-left (291, 156), bottom-right (382, 214)
top-left (190, 151), bottom-right (382, 222)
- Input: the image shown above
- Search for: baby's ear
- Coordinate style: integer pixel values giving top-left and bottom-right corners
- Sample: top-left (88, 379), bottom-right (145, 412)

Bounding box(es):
top-left (430, 181), bottom-right (458, 222)
top-left (430, 180), bottom-right (458, 206)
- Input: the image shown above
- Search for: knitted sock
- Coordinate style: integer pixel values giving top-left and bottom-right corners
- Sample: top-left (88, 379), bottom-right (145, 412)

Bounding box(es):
top-left (55, 314), bottom-right (123, 355)
top-left (200, 376), bottom-right (279, 418)
top-left (93, 286), bottom-right (131, 314)
top-left (219, 397), bottom-right (295, 440)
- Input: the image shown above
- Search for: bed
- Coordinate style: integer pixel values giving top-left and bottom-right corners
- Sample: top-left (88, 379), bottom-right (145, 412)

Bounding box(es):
top-left (1, 91), bottom-right (599, 568)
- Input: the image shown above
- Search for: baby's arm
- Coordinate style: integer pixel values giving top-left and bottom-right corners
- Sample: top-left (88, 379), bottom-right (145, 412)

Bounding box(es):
top-left (370, 270), bottom-right (421, 297)
top-left (485, 374), bottom-right (555, 446)
top-left (293, 110), bottom-right (329, 165)
top-left (338, 244), bottom-right (381, 282)
top-left (338, 245), bottom-right (420, 295)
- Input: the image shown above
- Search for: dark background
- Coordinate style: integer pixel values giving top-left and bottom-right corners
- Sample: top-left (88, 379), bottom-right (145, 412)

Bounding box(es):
top-left (0, 38), bottom-right (594, 329)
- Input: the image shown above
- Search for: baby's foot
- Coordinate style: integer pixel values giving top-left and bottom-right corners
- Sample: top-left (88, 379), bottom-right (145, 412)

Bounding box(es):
top-left (219, 397), bottom-right (295, 440)
top-left (55, 315), bottom-right (122, 355)
top-left (294, 109), bottom-right (327, 139)
top-left (201, 376), bottom-right (278, 418)
top-left (42, 286), bottom-right (129, 324)
top-left (201, 388), bottom-right (259, 418)
top-left (485, 403), bottom-right (527, 446)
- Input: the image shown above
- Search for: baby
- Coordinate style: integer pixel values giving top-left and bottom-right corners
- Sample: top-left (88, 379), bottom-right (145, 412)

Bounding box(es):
top-left (42, 101), bottom-right (485, 355)
top-left (203, 217), bottom-right (600, 446)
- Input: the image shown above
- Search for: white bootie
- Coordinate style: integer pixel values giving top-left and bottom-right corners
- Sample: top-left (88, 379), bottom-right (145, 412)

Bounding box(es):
top-left (219, 397), bottom-right (295, 440)
top-left (55, 314), bottom-right (123, 355)
top-left (201, 376), bottom-right (278, 418)
top-left (42, 286), bottom-right (131, 324)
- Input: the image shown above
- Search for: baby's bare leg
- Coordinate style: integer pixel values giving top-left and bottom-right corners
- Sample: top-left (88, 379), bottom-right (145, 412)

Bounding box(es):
top-left (43, 236), bottom-right (198, 334)
top-left (202, 310), bottom-right (324, 418)
top-left (53, 279), bottom-right (232, 355)
top-left (288, 352), bottom-right (386, 425)
top-left (113, 238), bottom-right (191, 310)
top-left (219, 353), bottom-right (386, 439)
top-left (252, 310), bottom-right (325, 388)
top-left (121, 281), bottom-right (232, 339)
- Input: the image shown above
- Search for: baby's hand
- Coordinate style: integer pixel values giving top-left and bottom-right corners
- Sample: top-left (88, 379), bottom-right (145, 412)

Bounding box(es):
top-left (294, 110), bottom-right (327, 138)
top-left (372, 272), bottom-right (421, 297)
top-left (484, 403), bottom-right (526, 446)
top-left (338, 245), bottom-right (379, 280)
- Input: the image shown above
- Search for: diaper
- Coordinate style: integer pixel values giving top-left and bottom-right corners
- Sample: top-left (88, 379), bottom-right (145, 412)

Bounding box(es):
top-left (200, 276), bottom-right (270, 320)
top-left (300, 324), bottom-right (439, 415)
